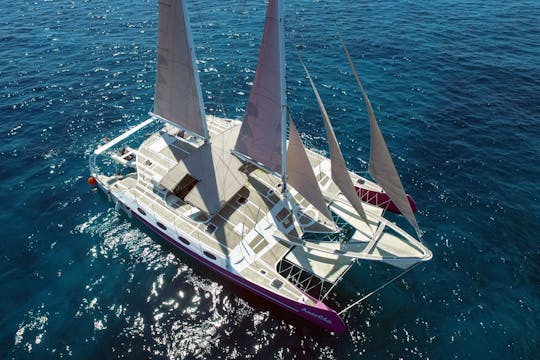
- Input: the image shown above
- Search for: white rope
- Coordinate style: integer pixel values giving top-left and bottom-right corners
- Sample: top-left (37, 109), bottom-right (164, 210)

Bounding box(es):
top-left (338, 262), bottom-right (420, 316)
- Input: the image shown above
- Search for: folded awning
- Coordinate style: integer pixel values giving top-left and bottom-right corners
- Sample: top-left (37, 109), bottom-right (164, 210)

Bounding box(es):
top-left (160, 124), bottom-right (247, 215)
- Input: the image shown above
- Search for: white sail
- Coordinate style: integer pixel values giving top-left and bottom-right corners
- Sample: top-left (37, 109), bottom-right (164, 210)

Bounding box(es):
top-left (339, 35), bottom-right (421, 236)
top-left (153, 0), bottom-right (207, 138)
top-left (234, 0), bottom-right (286, 175)
top-left (287, 119), bottom-right (335, 230)
top-left (300, 60), bottom-right (372, 230)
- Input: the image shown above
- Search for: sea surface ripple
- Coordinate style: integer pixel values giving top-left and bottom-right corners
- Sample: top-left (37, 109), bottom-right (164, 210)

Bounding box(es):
top-left (1, 0), bottom-right (539, 358)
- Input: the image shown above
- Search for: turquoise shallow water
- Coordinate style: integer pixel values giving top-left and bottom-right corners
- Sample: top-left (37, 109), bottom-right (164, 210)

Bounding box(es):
top-left (1, 0), bottom-right (539, 358)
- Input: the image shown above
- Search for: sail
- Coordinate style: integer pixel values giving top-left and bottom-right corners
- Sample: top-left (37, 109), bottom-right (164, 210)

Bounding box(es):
top-left (287, 119), bottom-right (335, 229)
top-left (339, 35), bottom-right (421, 235)
top-left (300, 60), bottom-right (372, 230)
top-left (153, 0), bottom-right (207, 138)
top-left (234, 0), bottom-right (285, 174)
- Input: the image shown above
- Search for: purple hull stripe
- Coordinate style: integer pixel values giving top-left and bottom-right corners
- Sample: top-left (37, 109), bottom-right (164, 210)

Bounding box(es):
top-left (131, 210), bottom-right (346, 333)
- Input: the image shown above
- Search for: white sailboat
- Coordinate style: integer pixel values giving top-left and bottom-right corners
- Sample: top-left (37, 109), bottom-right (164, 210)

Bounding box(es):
top-left (89, 0), bottom-right (432, 333)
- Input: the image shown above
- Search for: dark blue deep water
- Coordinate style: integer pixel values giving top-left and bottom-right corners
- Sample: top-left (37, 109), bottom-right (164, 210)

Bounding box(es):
top-left (1, 0), bottom-right (539, 358)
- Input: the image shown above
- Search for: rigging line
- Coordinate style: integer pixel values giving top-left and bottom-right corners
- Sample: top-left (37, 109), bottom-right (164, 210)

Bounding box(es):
top-left (338, 262), bottom-right (420, 316)
top-left (212, 0), bottom-right (249, 118)
top-left (190, 0), bottom-right (249, 119)
top-left (189, 0), bottom-right (218, 116)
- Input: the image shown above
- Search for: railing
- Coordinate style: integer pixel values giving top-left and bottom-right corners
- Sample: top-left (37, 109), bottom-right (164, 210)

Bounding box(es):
top-left (89, 117), bottom-right (156, 175)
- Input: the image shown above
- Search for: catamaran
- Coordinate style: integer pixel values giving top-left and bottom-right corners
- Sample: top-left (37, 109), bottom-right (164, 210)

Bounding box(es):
top-left (89, 0), bottom-right (432, 333)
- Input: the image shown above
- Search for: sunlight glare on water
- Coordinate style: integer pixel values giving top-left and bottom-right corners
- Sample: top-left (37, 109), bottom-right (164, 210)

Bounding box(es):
top-left (1, 0), bottom-right (538, 358)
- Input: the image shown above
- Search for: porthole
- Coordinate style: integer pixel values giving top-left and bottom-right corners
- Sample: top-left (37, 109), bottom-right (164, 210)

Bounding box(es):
top-left (137, 208), bottom-right (146, 216)
top-left (179, 237), bottom-right (190, 246)
top-left (157, 222), bottom-right (167, 231)
top-left (203, 251), bottom-right (216, 260)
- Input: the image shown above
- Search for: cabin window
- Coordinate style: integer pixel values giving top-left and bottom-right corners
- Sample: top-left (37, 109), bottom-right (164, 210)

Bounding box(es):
top-left (276, 208), bottom-right (289, 221)
top-left (168, 196), bottom-right (181, 209)
top-left (237, 196), bottom-right (247, 205)
top-left (203, 251), bottom-right (216, 260)
top-left (173, 174), bottom-right (199, 200)
top-left (137, 208), bottom-right (146, 216)
top-left (157, 222), bottom-right (167, 231)
top-left (205, 223), bottom-right (217, 234)
top-left (179, 237), bottom-right (190, 246)
top-left (270, 279), bottom-right (283, 290)
top-left (276, 208), bottom-right (293, 228)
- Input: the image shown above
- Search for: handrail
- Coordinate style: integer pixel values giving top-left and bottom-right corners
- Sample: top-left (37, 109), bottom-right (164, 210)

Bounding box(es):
top-left (94, 117), bottom-right (155, 156)
top-left (89, 117), bottom-right (156, 175)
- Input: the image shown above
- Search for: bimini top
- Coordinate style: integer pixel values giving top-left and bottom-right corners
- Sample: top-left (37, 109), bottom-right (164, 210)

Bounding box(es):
top-left (160, 124), bottom-right (247, 215)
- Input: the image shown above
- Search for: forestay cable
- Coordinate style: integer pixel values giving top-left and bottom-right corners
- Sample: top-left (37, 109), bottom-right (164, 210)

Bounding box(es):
top-left (338, 263), bottom-right (420, 316)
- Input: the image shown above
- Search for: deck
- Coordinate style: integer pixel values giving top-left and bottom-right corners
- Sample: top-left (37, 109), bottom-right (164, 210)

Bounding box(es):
top-left (98, 115), bottom-right (429, 307)
top-left (101, 117), bottom-right (360, 307)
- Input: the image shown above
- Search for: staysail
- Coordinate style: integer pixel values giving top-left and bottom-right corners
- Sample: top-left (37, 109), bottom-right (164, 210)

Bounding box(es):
top-left (339, 35), bottom-right (421, 236)
top-left (153, 0), bottom-right (207, 138)
top-left (300, 60), bottom-right (372, 230)
top-left (287, 119), bottom-right (335, 229)
top-left (234, 0), bottom-right (286, 175)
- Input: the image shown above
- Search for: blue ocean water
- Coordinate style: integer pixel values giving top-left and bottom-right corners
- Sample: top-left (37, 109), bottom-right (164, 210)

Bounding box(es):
top-left (1, 0), bottom-right (539, 358)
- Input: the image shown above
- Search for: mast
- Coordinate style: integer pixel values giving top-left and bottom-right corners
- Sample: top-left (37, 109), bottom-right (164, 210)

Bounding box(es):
top-left (278, 0), bottom-right (287, 193)
top-left (183, 0), bottom-right (208, 140)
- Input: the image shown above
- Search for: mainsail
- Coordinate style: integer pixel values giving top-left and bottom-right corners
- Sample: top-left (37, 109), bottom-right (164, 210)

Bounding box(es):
top-left (339, 35), bottom-right (421, 236)
top-left (300, 60), bottom-right (372, 230)
top-left (153, 0), bottom-right (207, 138)
top-left (287, 119), bottom-right (335, 229)
top-left (234, 0), bottom-right (286, 175)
